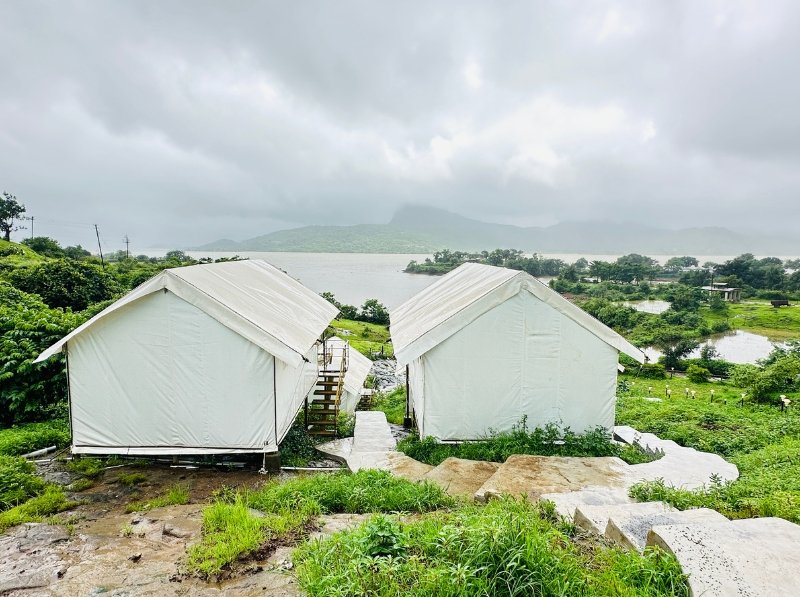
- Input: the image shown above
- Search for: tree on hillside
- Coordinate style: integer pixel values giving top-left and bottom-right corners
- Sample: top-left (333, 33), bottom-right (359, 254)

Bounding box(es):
top-left (0, 192), bottom-right (26, 241)
top-left (22, 236), bottom-right (65, 258)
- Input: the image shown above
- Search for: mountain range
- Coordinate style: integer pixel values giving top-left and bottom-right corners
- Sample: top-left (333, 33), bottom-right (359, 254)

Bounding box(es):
top-left (193, 205), bottom-right (797, 255)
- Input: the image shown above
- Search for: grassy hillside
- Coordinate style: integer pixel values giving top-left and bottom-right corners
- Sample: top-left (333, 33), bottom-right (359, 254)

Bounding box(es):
top-left (329, 318), bottom-right (392, 358)
top-left (0, 240), bottom-right (45, 267)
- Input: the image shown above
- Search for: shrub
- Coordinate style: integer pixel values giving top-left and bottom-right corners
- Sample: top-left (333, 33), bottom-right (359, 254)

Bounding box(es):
top-left (686, 364), bottom-right (711, 383)
top-left (396, 420), bottom-right (643, 466)
top-left (638, 363), bottom-right (666, 379)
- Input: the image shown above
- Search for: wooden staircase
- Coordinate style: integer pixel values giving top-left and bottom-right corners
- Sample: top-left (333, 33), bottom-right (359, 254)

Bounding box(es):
top-left (306, 341), bottom-right (348, 438)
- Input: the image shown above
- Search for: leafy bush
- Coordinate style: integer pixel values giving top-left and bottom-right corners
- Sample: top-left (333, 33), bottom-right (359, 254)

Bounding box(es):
top-left (279, 418), bottom-right (321, 467)
top-left (0, 455), bottom-right (46, 510)
top-left (294, 497), bottom-right (688, 596)
top-left (373, 386), bottom-right (407, 425)
top-left (396, 419), bottom-right (642, 466)
top-left (8, 259), bottom-right (122, 311)
top-left (0, 283), bottom-right (86, 424)
top-left (0, 420), bottom-right (70, 456)
top-left (638, 363), bottom-right (666, 379)
top-left (686, 364), bottom-right (711, 383)
top-left (67, 458), bottom-right (105, 479)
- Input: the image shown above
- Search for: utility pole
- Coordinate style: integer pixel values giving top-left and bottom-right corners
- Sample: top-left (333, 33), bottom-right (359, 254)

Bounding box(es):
top-left (123, 234), bottom-right (130, 259)
top-left (94, 224), bottom-right (105, 267)
top-left (29, 216), bottom-right (34, 239)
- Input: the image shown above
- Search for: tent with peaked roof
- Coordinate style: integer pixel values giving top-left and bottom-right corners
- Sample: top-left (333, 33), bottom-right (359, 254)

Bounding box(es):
top-left (36, 260), bottom-right (338, 455)
top-left (390, 263), bottom-right (645, 441)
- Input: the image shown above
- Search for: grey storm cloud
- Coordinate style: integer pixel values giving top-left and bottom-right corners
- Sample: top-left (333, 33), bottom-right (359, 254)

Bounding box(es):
top-left (1, 0), bottom-right (799, 249)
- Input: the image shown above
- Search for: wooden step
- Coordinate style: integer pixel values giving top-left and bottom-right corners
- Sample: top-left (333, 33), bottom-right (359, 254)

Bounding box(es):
top-left (308, 430), bottom-right (337, 437)
top-left (314, 390), bottom-right (339, 396)
top-left (310, 399), bottom-right (340, 406)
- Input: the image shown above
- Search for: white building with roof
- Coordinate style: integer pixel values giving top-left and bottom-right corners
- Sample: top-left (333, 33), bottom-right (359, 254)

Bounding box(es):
top-left (390, 263), bottom-right (646, 441)
top-left (36, 260), bottom-right (338, 456)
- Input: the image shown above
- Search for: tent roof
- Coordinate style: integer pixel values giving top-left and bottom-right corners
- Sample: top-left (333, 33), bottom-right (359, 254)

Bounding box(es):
top-left (391, 262), bottom-right (645, 366)
top-left (36, 260), bottom-right (338, 367)
top-left (327, 336), bottom-right (373, 396)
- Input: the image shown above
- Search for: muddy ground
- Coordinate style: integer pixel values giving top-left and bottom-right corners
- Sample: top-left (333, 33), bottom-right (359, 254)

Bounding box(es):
top-left (0, 461), bottom-right (359, 596)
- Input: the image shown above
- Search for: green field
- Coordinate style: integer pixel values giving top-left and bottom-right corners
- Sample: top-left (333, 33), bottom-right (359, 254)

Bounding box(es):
top-left (702, 301), bottom-right (800, 340)
top-left (329, 318), bottom-right (393, 358)
top-left (0, 240), bottom-right (45, 267)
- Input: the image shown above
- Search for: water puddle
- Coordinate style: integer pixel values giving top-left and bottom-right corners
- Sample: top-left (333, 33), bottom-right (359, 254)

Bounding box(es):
top-left (624, 300), bottom-right (671, 314)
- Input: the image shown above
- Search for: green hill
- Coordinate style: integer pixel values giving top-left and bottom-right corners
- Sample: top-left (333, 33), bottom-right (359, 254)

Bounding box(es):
top-left (0, 240), bottom-right (46, 266)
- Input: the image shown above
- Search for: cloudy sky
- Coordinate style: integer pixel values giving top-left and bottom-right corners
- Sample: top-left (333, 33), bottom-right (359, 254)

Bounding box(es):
top-left (2, 1), bottom-right (799, 249)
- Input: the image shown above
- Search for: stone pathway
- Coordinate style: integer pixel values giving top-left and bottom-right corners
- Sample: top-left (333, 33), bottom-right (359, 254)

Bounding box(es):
top-left (327, 414), bottom-right (800, 596)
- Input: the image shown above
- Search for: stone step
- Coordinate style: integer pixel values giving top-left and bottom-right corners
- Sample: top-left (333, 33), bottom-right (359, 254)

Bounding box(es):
top-left (647, 517), bottom-right (800, 597)
top-left (606, 507), bottom-right (727, 551)
top-left (625, 448), bottom-right (739, 490)
top-left (473, 455), bottom-right (629, 503)
top-left (574, 501), bottom-right (675, 536)
top-left (421, 458), bottom-right (500, 497)
top-left (540, 487), bottom-right (632, 520)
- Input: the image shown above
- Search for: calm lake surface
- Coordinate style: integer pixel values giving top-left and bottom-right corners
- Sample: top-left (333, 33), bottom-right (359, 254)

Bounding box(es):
top-left (644, 330), bottom-right (789, 365)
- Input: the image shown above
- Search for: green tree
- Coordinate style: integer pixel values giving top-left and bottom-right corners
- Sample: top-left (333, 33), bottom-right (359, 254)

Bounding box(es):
top-left (63, 245), bottom-right (91, 260)
top-left (21, 236), bottom-right (65, 258)
top-left (0, 192), bottom-right (26, 241)
top-left (9, 259), bottom-right (122, 311)
top-left (358, 299), bottom-right (390, 325)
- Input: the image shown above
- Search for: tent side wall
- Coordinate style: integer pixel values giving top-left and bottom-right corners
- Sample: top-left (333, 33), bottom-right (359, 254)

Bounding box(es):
top-left (415, 290), bottom-right (618, 441)
top-left (274, 343), bottom-right (319, 444)
top-left (68, 291), bottom-right (277, 455)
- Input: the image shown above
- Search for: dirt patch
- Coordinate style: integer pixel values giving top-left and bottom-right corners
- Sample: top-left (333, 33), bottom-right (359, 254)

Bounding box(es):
top-left (1, 461), bottom-right (304, 596)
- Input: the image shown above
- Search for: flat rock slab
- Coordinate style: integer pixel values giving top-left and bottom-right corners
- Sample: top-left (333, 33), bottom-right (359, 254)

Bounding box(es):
top-left (606, 507), bottom-right (727, 552)
top-left (648, 517), bottom-right (800, 597)
top-left (574, 501), bottom-right (674, 536)
top-left (422, 458), bottom-right (501, 497)
top-left (315, 437), bottom-right (353, 463)
top-left (474, 455), bottom-right (628, 503)
top-left (385, 452), bottom-right (434, 482)
top-left (540, 487), bottom-right (632, 520)
top-left (352, 411), bottom-right (396, 453)
top-left (626, 447), bottom-right (739, 490)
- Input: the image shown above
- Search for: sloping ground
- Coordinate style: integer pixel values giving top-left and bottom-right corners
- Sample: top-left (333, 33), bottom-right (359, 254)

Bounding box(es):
top-left (335, 413), bottom-right (800, 596)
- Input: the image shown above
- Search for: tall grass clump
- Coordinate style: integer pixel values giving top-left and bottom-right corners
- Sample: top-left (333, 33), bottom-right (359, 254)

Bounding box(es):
top-left (125, 483), bottom-right (190, 513)
top-left (0, 420), bottom-right (70, 456)
top-left (0, 486), bottom-right (76, 532)
top-left (397, 419), bottom-right (651, 466)
top-left (247, 469), bottom-right (455, 514)
top-left (294, 497), bottom-right (688, 597)
top-left (372, 386), bottom-right (407, 425)
top-left (0, 455), bottom-right (47, 510)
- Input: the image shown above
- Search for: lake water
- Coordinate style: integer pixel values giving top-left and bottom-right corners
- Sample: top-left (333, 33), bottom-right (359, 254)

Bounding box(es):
top-left (644, 330), bottom-right (788, 365)
top-left (182, 251), bottom-right (437, 308)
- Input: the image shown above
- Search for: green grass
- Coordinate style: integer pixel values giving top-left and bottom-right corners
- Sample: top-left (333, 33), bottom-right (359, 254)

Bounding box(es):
top-left (294, 497), bottom-right (688, 597)
top-left (0, 486), bottom-right (76, 533)
top-left (117, 472), bottom-right (147, 487)
top-left (373, 386), bottom-right (407, 425)
top-left (187, 470), bottom-right (454, 577)
top-left (186, 497), bottom-right (319, 577)
top-left (329, 318), bottom-right (392, 358)
top-left (247, 469), bottom-right (455, 515)
top-left (67, 458), bottom-right (105, 479)
top-left (125, 484), bottom-right (190, 513)
top-left (397, 418), bottom-right (656, 466)
top-left (0, 420), bottom-right (70, 456)
top-left (618, 375), bottom-right (800, 522)
top-left (0, 240), bottom-right (46, 267)
top-left (701, 302), bottom-right (800, 340)
top-left (0, 455), bottom-right (47, 510)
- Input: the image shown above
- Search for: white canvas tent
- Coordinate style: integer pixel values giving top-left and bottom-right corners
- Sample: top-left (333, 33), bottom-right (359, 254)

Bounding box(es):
top-left (391, 263), bottom-right (645, 441)
top-left (312, 337), bottom-right (372, 413)
top-left (36, 260), bottom-right (338, 455)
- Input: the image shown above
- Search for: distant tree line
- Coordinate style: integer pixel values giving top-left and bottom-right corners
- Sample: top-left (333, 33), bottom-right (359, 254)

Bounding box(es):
top-left (406, 249), bottom-right (567, 277)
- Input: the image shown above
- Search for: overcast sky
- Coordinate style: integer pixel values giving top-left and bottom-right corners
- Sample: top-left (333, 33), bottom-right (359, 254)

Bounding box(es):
top-left (2, 1), bottom-right (799, 250)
